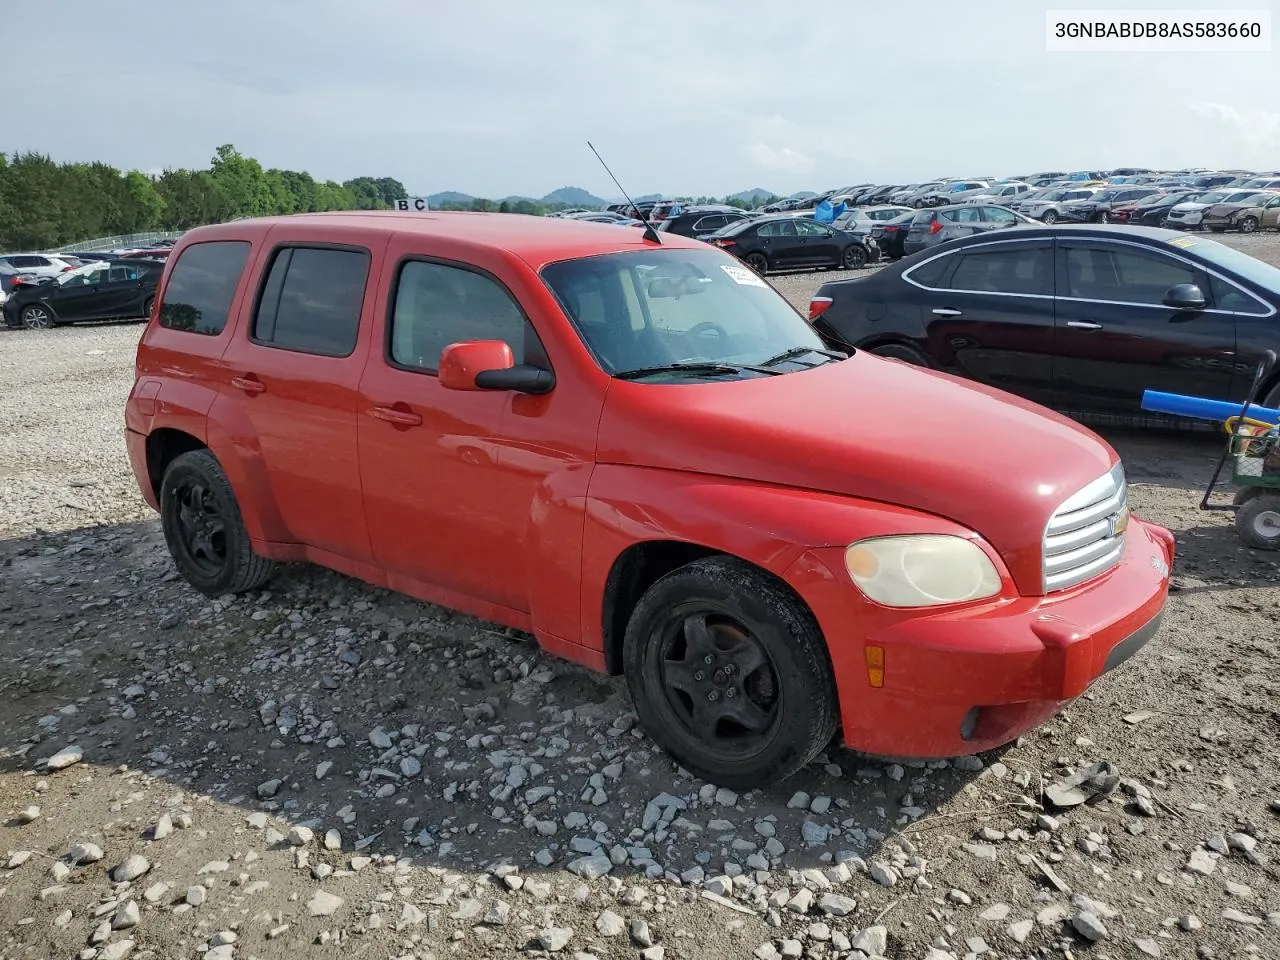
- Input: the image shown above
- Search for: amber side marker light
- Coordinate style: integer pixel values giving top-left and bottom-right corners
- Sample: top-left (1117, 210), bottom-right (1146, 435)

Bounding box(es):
top-left (865, 645), bottom-right (885, 688)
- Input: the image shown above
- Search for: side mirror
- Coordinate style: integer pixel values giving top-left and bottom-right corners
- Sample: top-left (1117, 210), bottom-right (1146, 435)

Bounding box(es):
top-left (1163, 283), bottom-right (1206, 311)
top-left (438, 340), bottom-right (555, 395)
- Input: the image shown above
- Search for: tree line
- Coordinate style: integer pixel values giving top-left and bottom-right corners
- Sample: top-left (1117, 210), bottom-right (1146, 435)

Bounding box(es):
top-left (0, 144), bottom-right (408, 251)
top-left (0, 142), bottom-right (785, 251)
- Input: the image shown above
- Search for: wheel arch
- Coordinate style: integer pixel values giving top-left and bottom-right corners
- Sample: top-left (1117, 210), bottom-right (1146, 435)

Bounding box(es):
top-left (145, 427), bottom-right (208, 500)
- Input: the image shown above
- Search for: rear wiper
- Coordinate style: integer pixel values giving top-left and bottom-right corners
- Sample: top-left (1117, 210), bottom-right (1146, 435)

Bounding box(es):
top-left (614, 361), bottom-right (783, 381)
top-left (758, 346), bottom-right (847, 368)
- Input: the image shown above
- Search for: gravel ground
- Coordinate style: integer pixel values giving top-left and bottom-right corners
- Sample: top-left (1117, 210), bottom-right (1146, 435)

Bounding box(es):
top-left (2, 231), bottom-right (1280, 960)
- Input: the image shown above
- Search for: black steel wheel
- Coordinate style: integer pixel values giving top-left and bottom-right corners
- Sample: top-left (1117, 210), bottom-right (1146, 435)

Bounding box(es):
top-left (842, 245), bottom-right (867, 269)
top-left (159, 449), bottom-right (276, 596)
top-left (623, 556), bottom-right (838, 788)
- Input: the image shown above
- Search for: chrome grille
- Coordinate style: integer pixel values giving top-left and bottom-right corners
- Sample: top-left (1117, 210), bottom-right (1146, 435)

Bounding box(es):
top-left (1043, 463), bottom-right (1127, 592)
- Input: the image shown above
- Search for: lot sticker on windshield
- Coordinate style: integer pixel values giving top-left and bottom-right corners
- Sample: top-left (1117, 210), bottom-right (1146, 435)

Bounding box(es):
top-left (1169, 236), bottom-right (1198, 249)
top-left (721, 264), bottom-right (768, 287)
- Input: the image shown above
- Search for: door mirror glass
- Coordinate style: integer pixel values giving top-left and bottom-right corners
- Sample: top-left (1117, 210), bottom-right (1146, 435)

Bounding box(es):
top-left (438, 339), bottom-right (554, 394)
top-left (1163, 282), bottom-right (1206, 311)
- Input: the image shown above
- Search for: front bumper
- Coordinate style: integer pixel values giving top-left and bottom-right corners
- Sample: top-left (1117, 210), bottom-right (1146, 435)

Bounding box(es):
top-left (789, 516), bottom-right (1174, 759)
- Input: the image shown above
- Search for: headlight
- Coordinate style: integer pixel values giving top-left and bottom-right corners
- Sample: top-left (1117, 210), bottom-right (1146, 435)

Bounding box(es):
top-left (843, 535), bottom-right (1002, 608)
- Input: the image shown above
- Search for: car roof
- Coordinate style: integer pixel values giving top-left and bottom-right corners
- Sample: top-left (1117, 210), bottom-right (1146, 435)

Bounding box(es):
top-left (173, 211), bottom-right (708, 266)
top-left (913, 223), bottom-right (1209, 250)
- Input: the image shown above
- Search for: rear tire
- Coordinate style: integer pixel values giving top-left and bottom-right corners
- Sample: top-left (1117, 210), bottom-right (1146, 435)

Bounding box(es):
top-left (871, 343), bottom-right (930, 366)
top-left (159, 449), bottom-right (277, 597)
top-left (622, 556), bottom-right (839, 788)
top-left (745, 253), bottom-right (768, 275)
top-left (142, 296), bottom-right (155, 321)
top-left (1235, 493), bottom-right (1280, 550)
top-left (21, 304), bottom-right (55, 329)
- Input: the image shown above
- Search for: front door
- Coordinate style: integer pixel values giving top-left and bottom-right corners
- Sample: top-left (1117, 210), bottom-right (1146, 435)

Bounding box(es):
top-left (357, 250), bottom-right (544, 612)
top-left (219, 239), bottom-right (379, 562)
top-left (909, 239), bottom-right (1057, 403)
top-left (49, 262), bottom-right (109, 320)
top-left (794, 219), bottom-right (841, 265)
top-left (1052, 238), bottom-right (1237, 410)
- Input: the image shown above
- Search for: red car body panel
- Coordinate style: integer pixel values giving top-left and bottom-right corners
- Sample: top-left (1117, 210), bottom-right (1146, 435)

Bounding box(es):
top-left (126, 211), bottom-right (1174, 760)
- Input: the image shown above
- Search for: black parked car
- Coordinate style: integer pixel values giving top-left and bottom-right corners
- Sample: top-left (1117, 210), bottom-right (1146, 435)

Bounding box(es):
top-left (656, 205), bottom-right (755, 240)
top-left (807, 225), bottom-right (1280, 414)
top-left (1058, 186), bottom-right (1166, 223)
top-left (707, 215), bottom-right (876, 273)
top-left (868, 212), bottom-right (916, 260)
top-left (3, 258), bottom-right (164, 329)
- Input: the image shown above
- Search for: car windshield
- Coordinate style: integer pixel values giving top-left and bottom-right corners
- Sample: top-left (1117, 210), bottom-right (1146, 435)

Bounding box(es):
top-left (55, 262), bottom-right (104, 285)
top-left (540, 248), bottom-right (833, 380)
top-left (1194, 191), bottom-right (1229, 204)
top-left (1182, 236), bottom-right (1280, 292)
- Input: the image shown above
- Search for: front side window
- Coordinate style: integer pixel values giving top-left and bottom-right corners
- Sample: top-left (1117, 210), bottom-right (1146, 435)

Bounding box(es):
top-left (57, 263), bottom-right (108, 287)
top-left (794, 221), bottom-right (830, 237)
top-left (390, 261), bottom-right (527, 372)
top-left (252, 246), bottom-right (369, 357)
top-left (160, 241), bottom-right (252, 335)
top-left (540, 248), bottom-right (829, 379)
top-left (1063, 245), bottom-right (1196, 304)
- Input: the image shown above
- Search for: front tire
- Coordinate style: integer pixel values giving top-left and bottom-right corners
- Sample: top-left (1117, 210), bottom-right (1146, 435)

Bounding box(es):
top-left (21, 304), bottom-right (55, 329)
top-left (1239, 216), bottom-right (1258, 234)
top-left (622, 557), bottom-right (839, 788)
top-left (1041, 210), bottom-right (1058, 225)
top-left (841, 245), bottom-right (867, 269)
top-left (1236, 493), bottom-right (1280, 550)
top-left (159, 449), bottom-right (277, 597)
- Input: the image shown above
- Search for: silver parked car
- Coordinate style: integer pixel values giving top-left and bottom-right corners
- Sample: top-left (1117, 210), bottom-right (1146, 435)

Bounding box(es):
top-left (901, 203), bottom-right (1036, 256)
top-left (0, 253), bottom-right (78, 279)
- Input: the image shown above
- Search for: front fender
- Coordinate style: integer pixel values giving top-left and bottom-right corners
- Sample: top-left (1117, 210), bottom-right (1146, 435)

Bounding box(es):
top-left (578, 463), bottom-right (981, 652)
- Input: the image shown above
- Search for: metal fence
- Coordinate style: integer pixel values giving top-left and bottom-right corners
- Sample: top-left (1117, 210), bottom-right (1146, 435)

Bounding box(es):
top-left (46, 231), bottom-right (185, 254)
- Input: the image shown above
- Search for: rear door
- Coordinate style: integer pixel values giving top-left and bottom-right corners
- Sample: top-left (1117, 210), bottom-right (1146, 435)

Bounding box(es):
top-left (219, 237), bottom-right (384, 563)
top-left (904, 238), bottom-right (1056, 403)
top-left (99, 262), bottom-right (150, 318)
top-left (1052, 238), bottom-right (1236, 410)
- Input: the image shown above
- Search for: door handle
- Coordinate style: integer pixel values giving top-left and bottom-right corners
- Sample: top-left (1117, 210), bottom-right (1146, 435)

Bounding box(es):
top-left (932, 308), bottom-right (963, 317)
top-left (230, 375), bottom-right (266, 395)
top-left (1066, 321), bottom-right (1103, 330)
top-left (369, 405), bottom-right (422, 427)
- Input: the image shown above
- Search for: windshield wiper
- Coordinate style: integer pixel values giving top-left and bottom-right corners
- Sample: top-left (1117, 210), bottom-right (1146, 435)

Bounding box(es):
top-left (614, 361), bottom-right (783, 381)
top-left (757, 346), bottom-right (847, 368)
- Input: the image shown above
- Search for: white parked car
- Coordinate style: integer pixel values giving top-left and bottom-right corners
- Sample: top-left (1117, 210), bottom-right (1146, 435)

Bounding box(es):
top-left (0, 253), bottom-right (78, 279)
top-left (1162, 189), bottom-right (1269, 229)
top-left (962, 181), bottom-right (1033, 204)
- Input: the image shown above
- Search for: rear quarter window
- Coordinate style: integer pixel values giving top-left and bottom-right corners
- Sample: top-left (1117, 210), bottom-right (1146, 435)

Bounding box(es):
top-left (159, 241), bottom-right (252, 335)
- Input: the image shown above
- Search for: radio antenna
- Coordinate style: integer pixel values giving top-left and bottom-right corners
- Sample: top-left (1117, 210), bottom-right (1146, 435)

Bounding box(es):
top-left (587, 140), bottom-right (661, 244)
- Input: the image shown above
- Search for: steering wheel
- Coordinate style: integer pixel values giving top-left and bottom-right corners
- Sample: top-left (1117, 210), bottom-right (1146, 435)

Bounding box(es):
top-left (686, 321), bottom-right (728, 341)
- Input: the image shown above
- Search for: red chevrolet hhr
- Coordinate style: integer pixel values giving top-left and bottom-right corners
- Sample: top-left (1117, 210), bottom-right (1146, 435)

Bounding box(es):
top-left (125, 211), bottom-right (1174, 787)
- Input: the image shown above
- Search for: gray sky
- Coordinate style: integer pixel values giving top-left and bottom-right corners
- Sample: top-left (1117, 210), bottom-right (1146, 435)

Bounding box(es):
top-left (8, 0), bottom-right (1279, 197)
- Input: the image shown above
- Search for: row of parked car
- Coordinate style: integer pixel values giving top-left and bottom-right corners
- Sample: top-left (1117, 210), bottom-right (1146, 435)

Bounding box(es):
top-left (0, 243), bottom-right (172, 328)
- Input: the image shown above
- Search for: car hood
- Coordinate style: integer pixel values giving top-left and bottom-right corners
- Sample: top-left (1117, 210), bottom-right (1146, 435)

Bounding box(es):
top-left (1170, 201), bottom-right (1209, 211)
top-left (596, 354), bottom-right (1117, 595)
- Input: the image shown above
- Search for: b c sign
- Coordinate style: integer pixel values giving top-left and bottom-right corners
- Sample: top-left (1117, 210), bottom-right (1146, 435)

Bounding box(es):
top-left (393, 197), bottom-right (431, 211)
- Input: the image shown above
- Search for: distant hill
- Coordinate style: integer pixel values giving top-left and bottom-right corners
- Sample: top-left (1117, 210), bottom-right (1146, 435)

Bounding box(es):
top-left (426, 190), bottom-right (474, 206)
top-left (728, 188), bottom-right (776, 204)
top-left (541, 186), bottom-right (606, 207)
